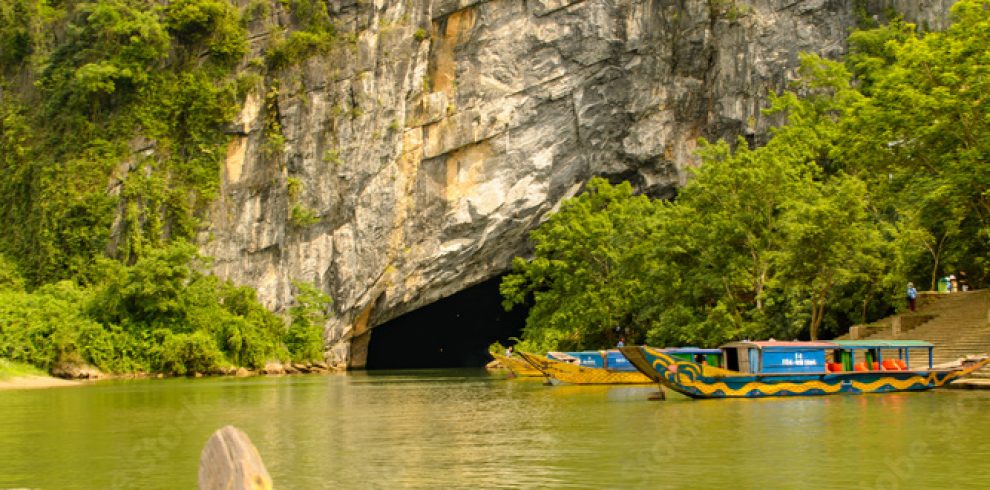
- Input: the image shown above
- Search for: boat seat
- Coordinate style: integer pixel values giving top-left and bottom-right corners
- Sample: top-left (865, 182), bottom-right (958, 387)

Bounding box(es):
top-left (881, 359), bottom-right (900, 371)
top-left (854, 362), bottom-right (868, 372)
top-left (895, 359), bottom-right (908, 370)
top-left (826, 362), bottom-right (843, 373)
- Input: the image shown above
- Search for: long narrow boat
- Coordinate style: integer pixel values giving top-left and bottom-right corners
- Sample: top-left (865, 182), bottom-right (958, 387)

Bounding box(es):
top-left (518, 348), bottom-right (722, 386)
top-left (620, 340), bottom-right (990, 399)
top-left (489, 352), bottom-right (543, 377)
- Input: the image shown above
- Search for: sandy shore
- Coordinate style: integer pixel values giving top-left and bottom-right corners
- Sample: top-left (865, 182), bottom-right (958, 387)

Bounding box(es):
top-left (0, 375), bottom-right (79, 390)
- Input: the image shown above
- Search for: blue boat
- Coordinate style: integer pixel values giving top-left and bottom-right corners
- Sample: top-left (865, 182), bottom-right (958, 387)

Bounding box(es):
top-left (619, 340), bottom-right (990, 399)
top-left (520, 348), bottom-right (721, 385)
top-left (547, 350), bottom-right (639, 371)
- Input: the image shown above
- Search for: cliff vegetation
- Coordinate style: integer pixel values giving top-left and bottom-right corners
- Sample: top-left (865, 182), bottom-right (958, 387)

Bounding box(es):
top-left (0, 0), bottom-right (330, 375)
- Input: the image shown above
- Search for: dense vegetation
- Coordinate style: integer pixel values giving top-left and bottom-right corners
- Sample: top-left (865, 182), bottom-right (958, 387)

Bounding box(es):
top-left (503, 1), bottom-right (990, 351)
top-left (0, 0), bottom-right (335, 375)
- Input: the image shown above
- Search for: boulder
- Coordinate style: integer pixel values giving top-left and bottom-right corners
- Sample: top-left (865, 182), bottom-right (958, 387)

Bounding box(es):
top-left (198, 426), bottom-right (272, 490)
top-left (51, 362), bottom-right (105, 380)
top-left (260, 361), bottom-right (285, 375)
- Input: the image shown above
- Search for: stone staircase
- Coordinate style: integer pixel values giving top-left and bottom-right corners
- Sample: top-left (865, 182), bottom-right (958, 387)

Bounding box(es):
top-left (836, 290), bottom-right (990, 378)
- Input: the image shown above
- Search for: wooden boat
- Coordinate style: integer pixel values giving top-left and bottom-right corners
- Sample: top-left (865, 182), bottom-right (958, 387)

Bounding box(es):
top-left (518, 348), bottom-right (721, 386)
top-left (517, 350), bottom-right (651, 385)
top-left (489, 352), bottom-right (543, 377)
top-left (620, 340), bottom-right (990, 399)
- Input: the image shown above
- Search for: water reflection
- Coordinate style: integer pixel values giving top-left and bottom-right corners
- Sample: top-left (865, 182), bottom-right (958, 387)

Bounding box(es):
top-left (1, 371), bottom-right (989, 488)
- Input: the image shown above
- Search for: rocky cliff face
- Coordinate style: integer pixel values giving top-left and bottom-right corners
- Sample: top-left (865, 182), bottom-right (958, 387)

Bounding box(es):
top-left (203, 0), bottom-right (954, 368)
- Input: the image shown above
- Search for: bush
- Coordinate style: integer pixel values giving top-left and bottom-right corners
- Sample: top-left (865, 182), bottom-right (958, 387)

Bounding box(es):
top-left (286, 281), bottom-right (331, 362)
top-left (0, 283), bottom-right (102, 370)
top-left (158, 330), bottom-right (225, 375)
top-left (215, 282), bottom-right (288, 367)
top-left (0, 255), bottom-right (24, 291)
top-left (290, 204), bottom-right (320, 227)
top-left (266, 30), bottom-right (333, 70)
top-left (163, 0), bottom-right (247, 61)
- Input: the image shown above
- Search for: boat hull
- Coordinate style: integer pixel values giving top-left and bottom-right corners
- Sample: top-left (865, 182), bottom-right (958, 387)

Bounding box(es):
top-left (621, 346), bottom-right (990, 399)
top-left (490, 353), bottom-right (543, 377)
top-left (517, 351), bottom-right (653, 385)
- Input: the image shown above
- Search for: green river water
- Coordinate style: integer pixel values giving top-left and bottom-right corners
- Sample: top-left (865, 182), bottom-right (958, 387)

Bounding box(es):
top-left (2, 370), bottom-right (990, 489)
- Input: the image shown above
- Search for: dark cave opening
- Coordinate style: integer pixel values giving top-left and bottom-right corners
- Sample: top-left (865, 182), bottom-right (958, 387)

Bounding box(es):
top-left (364, 276), bottom-right (527, 369)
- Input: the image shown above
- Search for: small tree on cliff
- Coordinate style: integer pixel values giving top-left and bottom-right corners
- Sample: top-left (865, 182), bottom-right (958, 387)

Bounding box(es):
top-left (286, 281), bottom-right (332, 362)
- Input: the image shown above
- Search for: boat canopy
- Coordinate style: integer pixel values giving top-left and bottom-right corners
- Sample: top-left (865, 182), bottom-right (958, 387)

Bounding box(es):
top-left (547, 350), bottom-right (635, 370)
top-left (718, 341), bottom-right (828, 373)
top-left (664, 347), bottom-right (723, 367)
top-left (718, 339), bottom-right (936, 373)
top-left (829, 339), bottom-right (934, 370)
top-left (663, 347), bottom-right (723, 355)
top-left (830, 340), bottom-right (933, 349)
top-left (720, 341), bottom-right (835, 350)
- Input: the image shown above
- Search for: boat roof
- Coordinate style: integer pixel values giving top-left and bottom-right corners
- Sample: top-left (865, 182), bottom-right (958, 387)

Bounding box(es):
top-left (719, 340), bottom-right (935, 351)
top-left (721, 341), bottom-right (836, 350)
top-left (663, 347), bottom-right (723, 354)
top-left (830, 340), bottom-right (934, 349)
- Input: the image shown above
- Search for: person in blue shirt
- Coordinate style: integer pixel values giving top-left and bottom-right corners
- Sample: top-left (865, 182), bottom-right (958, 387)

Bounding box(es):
top-left (907, 282), bottom-right (918, 312)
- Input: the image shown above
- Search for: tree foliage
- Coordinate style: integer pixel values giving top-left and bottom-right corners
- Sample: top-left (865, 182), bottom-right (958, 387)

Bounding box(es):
top-left (505, 1), bottom-right (990, 349)
top-left (1, 0), bottom-right (248, 285)
top-left (501, 179), bottom-right (657, 350)
top-left (0, 0), bottom-right (338, 375)
top-left (837, 1), bottom-right (990, 288)
top-left (286, 281), bottom-right (332, 362)
top-left (0, 242), bottom-right (330, 375)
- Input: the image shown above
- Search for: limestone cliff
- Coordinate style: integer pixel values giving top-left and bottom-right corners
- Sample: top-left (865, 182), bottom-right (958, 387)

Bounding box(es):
top-left (203, 0), bottom-right (954, 368)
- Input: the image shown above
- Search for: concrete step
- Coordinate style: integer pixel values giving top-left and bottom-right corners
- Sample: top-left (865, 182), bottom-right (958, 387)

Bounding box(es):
top-left (839, 290), bottom-right (990, 377)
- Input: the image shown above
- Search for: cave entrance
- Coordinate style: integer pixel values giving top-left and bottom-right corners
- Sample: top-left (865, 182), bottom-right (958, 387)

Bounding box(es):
top-left (364, 276), bottom-right (527, 369)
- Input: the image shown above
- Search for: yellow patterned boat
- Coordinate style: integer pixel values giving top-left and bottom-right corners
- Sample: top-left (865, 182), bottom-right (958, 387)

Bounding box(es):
top-left (620, 340), bottom-right (990, 399)
top-left (517, 351), bottom-right (654, 385)
top-left (489, 353), bottom-right (543, 377)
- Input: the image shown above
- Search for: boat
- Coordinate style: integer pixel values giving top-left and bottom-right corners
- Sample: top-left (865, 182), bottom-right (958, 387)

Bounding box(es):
top-left (489, 352), bottom-right (543, 377)
top-left (518, 348), bottom-right (722, 386)
top-left (517, 350), bottom-right (652, 385)
top-left (620, 340), bottom-right (990, 399)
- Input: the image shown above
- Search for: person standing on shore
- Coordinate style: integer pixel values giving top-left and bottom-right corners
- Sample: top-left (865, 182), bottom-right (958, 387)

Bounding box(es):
top-left (907, 282), bottom-right (918, 312)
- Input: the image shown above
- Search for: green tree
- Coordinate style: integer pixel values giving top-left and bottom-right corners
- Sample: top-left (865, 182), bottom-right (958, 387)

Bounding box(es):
top-left (775, 176), bottom-right (888, 339)
top-left (501, 178), bottom-right (657, 350)
top-left (163, 0), bottom-right (247, 61)
top-left (837, 0), bottom-right (990, 286)
top-left (286, 281), bottom-right (332, 362)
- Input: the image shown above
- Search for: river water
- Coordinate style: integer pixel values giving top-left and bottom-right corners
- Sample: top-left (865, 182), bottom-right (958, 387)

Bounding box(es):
top-left (2, 369), bottom-right (990, 489)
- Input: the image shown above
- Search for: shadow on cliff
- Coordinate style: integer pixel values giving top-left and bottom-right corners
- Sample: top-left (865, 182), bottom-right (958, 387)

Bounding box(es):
top-left (365, 276), bottom-right (527, 369)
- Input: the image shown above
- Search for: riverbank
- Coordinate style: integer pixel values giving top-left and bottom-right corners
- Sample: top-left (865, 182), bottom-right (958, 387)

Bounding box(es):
top-left (0, 375), bottom-right (79, 390)
top-left (0, 357), bottom-right (339, 390)
top-left (0, 359), bottom-right (79, 390)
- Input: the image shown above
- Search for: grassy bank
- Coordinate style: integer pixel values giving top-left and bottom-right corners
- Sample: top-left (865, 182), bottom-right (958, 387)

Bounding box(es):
top-left (0, 358), bottom-right (48, 380)
top-left (0, 358), bottom-right (79, 389)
